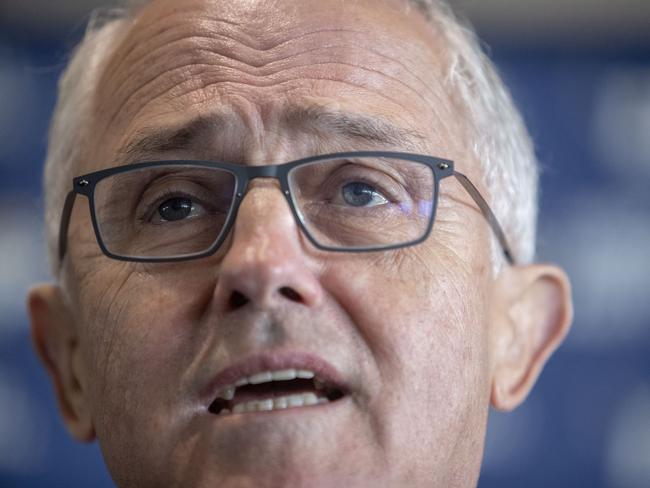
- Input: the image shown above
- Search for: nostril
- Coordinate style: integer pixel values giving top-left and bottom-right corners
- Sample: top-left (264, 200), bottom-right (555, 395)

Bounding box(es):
top-left (228, 290), bottom-right (250, 310)
top-left (279, 287), bottom-right (302, 303)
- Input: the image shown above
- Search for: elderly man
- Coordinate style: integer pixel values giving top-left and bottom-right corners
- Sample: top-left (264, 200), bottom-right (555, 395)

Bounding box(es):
top-left (27, 0), bottom-right (573, 486)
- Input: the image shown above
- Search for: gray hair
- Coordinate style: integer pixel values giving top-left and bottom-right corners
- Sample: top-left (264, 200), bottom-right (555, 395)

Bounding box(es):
top-left (44, 0), bottom-right (538, 277)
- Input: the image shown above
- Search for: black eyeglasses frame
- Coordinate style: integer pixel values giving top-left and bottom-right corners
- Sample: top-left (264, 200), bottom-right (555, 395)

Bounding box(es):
top-left (57, 151), bottom-right (515, 265)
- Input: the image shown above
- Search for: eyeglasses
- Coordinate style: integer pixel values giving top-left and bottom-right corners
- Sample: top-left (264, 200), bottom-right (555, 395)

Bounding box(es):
top-left (58, 151), bottom-right (514, 265)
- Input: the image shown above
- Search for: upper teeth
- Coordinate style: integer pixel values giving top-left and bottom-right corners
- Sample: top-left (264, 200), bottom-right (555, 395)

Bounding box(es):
top-left (217, 368), bottom-right (320, 401)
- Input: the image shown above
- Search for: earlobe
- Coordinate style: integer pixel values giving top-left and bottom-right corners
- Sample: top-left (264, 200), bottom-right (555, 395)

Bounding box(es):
top-left (27, 284), bottom-right (96, 442)
top-left (489, 264), bottom-right (573, 412)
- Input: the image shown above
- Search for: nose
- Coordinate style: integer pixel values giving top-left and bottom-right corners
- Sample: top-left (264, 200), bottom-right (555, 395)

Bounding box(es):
top-left (213, 183), bottom-right (323, 313)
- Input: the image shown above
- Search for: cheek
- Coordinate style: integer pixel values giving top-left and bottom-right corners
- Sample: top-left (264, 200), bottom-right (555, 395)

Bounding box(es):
top-left (73, 266), bottom-right (219, 482)
top-left (75, 265), bottom-right (215, 425)
top-left (324, 247), bottom-right (490, 371)
top-left (321, 247), bottom-right (491, 457)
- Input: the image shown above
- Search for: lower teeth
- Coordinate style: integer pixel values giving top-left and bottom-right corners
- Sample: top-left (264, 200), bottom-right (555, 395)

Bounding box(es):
top-left (220, 392), bottom-right (329, 415)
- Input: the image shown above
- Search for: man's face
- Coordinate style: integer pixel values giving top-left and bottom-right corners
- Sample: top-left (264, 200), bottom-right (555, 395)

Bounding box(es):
top-left (56, 0), bottom-right (499, 486)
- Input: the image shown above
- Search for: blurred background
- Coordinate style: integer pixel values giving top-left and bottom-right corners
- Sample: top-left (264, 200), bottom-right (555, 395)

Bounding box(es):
top-left (0, 0), bottom-right (649, 486)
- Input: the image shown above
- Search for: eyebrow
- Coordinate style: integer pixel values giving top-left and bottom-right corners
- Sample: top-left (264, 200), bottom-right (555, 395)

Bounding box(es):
top-left (117, 116), bottom-right (217, 163)
top-left (282, 105), bottom-right (429, 153)
top-left (117, 105), bottom-right (429, 163)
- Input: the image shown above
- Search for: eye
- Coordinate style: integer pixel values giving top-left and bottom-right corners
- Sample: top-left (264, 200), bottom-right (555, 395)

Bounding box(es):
top-left (157, 196), bottom-right (202, 222)
top-left (340, 182), bottom-right (388, 207)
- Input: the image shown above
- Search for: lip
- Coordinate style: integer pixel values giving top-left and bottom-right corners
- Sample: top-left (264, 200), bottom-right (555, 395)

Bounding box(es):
top-left (200, 350), bottom-right (350, 407)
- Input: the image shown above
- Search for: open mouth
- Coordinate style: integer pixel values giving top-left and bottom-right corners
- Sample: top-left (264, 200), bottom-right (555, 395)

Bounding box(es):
top-left (208, 371), bottom-right (347, 416)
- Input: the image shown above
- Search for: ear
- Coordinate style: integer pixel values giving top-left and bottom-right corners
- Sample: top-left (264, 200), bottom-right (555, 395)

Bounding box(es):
top-left (489, 264), bottom-right (573, 412)
top-left (27, 284), bottom-right (96, 442)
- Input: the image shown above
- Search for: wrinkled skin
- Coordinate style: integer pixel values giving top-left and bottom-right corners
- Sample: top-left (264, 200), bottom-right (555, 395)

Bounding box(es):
top-left (27, 0), bottom-right (573, 487)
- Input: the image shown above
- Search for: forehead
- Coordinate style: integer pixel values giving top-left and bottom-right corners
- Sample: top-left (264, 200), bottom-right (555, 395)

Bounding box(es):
top-left (90, 0), bottom-right (463, 167)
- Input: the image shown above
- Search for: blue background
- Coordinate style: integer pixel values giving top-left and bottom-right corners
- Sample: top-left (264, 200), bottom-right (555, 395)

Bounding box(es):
top-left (1, 5), bottom-right (649, 488)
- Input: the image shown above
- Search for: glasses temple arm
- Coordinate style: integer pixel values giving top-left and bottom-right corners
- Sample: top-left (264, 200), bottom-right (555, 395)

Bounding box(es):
top-left (58, 190), bottom-right (77, 266)
top-left (452, 171), bottom-right (515, 266)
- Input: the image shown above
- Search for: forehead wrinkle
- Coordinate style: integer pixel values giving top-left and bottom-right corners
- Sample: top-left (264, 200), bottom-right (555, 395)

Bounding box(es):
top-left (101, 9), bottom-right (373, 92)
top-left (95, 4), bottom-right (444, 136)
top-left (98, 34), bottom-right (436, 137)
top-left (101, 7), bottom-right (244, 84)
top-left (100, 59), bottom-right (426, 156)
top-left (103, 23), bottom-right (268, 89)
top-left (114, 18), bottom-right (437, 77)
top-left (114, 101), bottom-right (431, 165)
